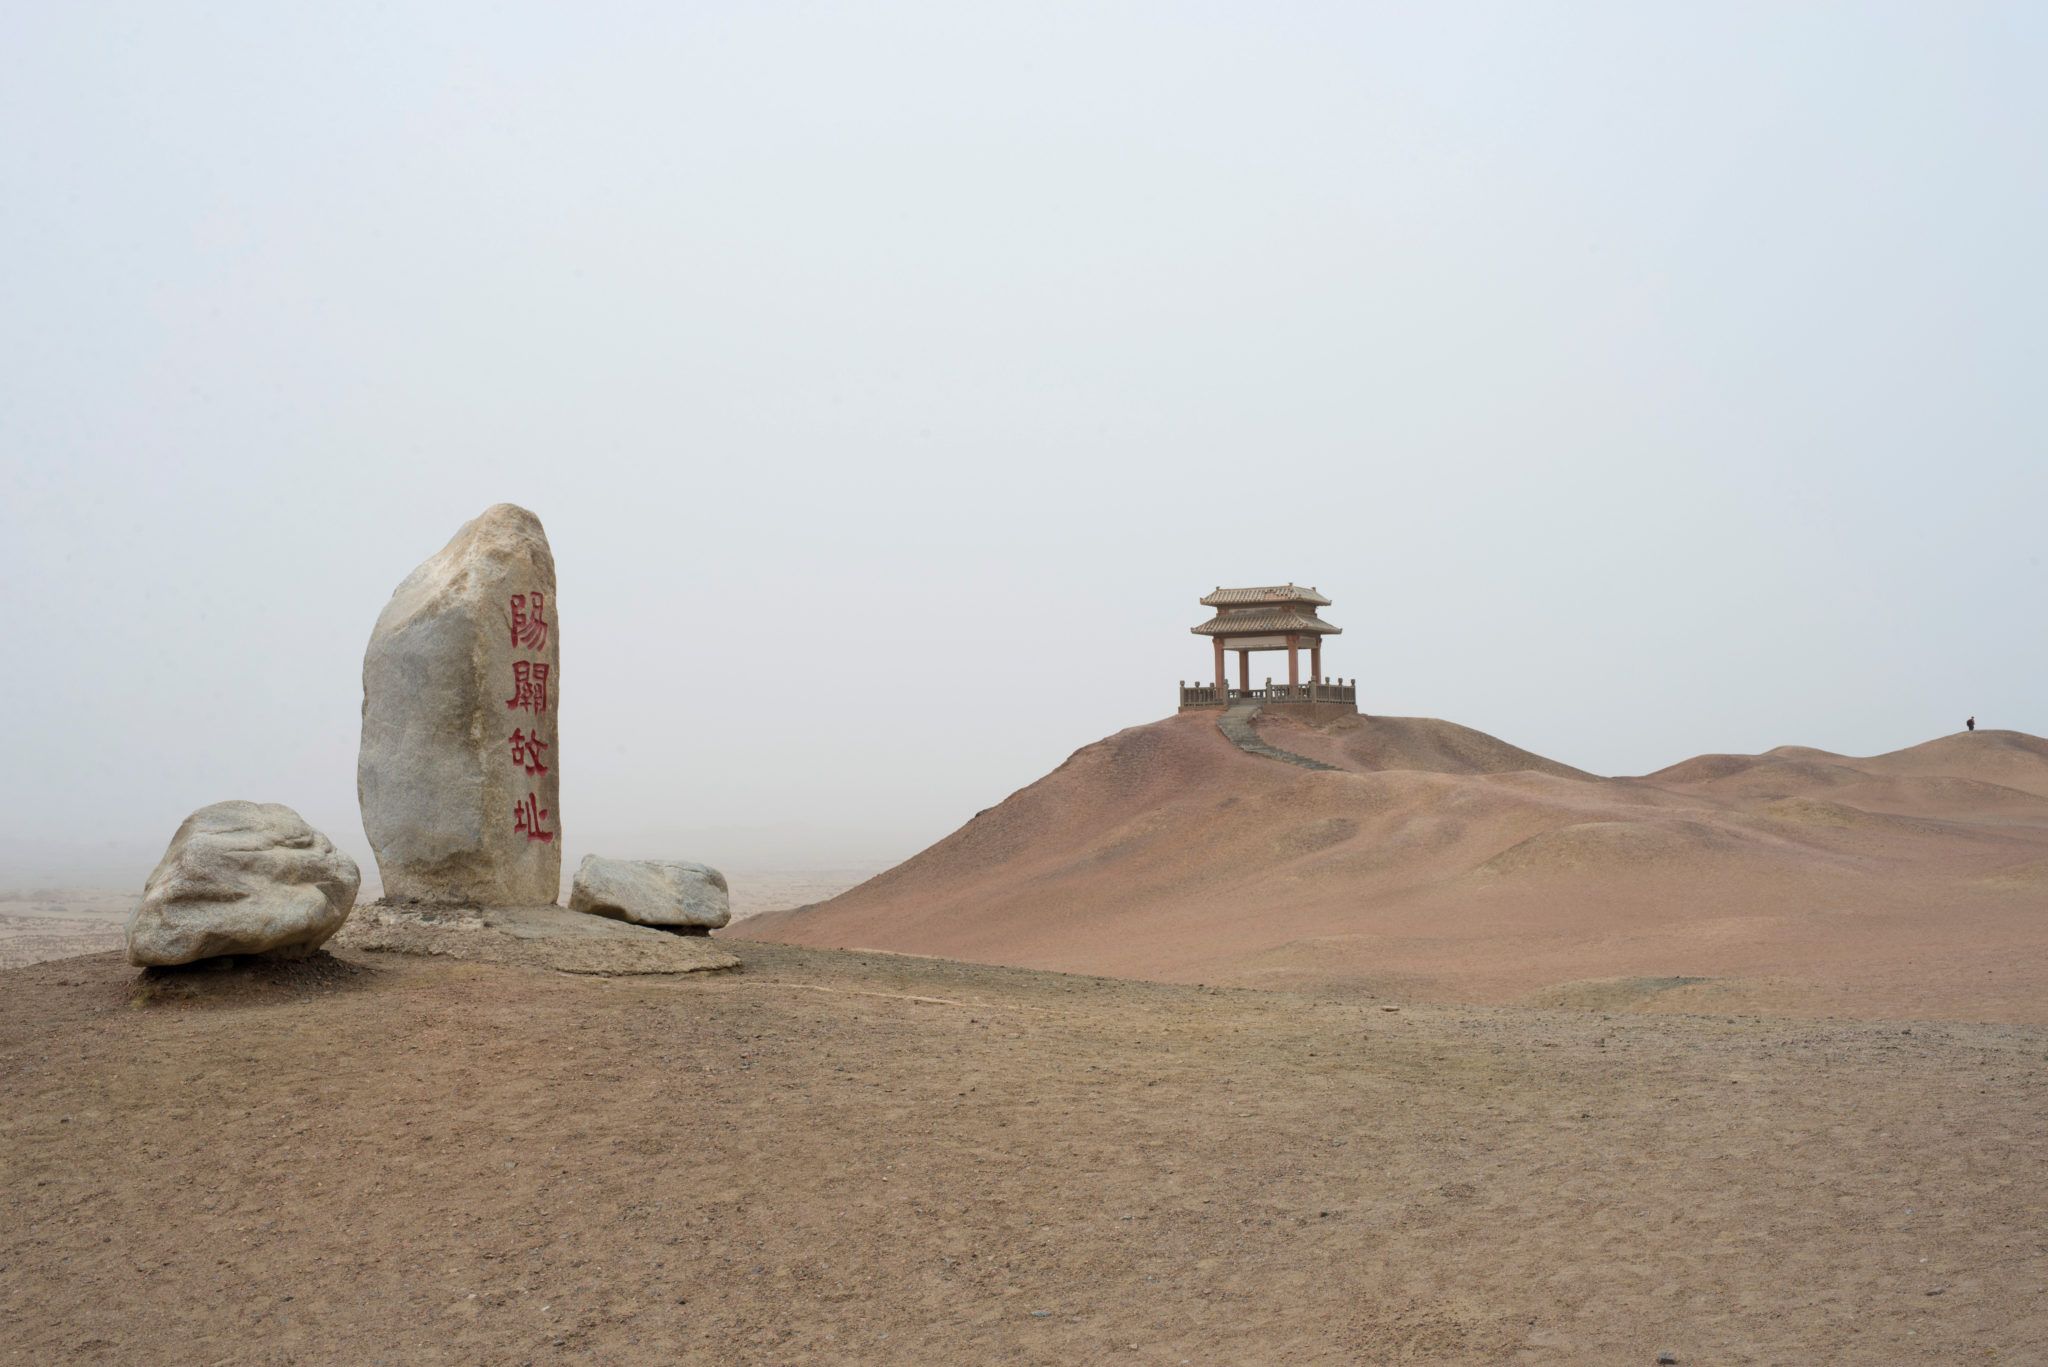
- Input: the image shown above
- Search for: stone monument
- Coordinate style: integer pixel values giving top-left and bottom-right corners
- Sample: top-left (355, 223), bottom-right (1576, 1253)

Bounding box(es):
top-left (359, 503), bottom-right (561, 906)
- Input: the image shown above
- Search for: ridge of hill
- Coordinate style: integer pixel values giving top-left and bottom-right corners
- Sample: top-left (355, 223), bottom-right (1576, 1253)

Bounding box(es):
top-left (738, 713), bottom-right (2048, 1021)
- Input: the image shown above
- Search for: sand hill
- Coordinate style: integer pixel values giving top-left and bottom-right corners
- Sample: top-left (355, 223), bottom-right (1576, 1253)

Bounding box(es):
top-left (739, 714), bottom-right (2048, 1021)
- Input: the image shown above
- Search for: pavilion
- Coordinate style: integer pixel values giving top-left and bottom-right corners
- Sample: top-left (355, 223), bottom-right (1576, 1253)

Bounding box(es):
top-left (1179, 584), bottom-right (1357, 711)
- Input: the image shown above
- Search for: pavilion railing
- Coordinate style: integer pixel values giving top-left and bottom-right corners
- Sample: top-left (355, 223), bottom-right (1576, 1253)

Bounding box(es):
top-left (1179, 680), bottom-right (1356, 709)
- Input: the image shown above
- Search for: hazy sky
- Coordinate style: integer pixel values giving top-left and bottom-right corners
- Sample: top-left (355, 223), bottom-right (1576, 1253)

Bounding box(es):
top-left (5, 3), bottom-right (2044, 887)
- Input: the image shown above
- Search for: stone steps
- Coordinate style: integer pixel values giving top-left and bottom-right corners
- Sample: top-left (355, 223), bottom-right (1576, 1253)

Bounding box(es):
top-left (1217, 704), bottom-right (1339, 771)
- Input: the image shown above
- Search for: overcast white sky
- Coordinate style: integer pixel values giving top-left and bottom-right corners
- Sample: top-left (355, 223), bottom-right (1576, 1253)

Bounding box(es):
top-left (5, 2), bottom-right (2043, 887)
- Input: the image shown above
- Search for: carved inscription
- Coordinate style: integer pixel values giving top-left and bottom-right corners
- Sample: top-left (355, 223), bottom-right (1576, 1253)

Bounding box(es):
top-left (505, 594), bottom-right (554, 842)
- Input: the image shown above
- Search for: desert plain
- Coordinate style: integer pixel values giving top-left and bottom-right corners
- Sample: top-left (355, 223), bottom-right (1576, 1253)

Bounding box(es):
top-left (3, 712), bottom-right (2045, 1365)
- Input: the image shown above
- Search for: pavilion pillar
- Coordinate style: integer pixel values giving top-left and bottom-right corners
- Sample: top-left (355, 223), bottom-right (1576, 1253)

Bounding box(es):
top-left (1212, 636), bottom-right (1226, 695)
top-left (1286, 634), bottom-right (1300, 694)
top-left (1237, 649), bottom-right (1250, 694)
top-left (1311, 640), bottom-right (1322, 700)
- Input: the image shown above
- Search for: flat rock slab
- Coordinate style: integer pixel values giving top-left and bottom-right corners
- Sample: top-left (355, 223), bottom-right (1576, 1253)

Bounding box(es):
top-left (336, 904), bottom-right (737, 976)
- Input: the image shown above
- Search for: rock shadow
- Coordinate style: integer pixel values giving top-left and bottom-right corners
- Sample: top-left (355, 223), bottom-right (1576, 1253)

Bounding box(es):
top-left (129, 948), bottom-right (380, 1010)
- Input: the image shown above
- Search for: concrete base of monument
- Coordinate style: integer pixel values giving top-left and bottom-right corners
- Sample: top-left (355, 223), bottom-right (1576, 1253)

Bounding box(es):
top-left (335, 903), bottom-right (739, 976)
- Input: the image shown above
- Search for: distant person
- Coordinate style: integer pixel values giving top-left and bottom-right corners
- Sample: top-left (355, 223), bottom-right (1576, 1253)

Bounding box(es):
top-left (1966, 716), bottom-right (1976, 732)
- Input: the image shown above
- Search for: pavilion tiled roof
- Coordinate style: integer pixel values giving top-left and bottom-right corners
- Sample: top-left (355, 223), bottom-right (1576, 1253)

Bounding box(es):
top-left (1199, 584), bottom-right (1332, 608)
top-left (1192, 608), bottom-right (1342, 637)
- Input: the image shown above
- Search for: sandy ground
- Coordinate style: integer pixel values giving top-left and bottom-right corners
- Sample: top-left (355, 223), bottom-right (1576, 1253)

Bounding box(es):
top-left (0, 890), bottom-right (129, 970)
top-left (3, 941), bottom-right (2044, 1365)
top-left (743, 716), bottom-right (2048, 1022)
top-left (723, 868), bottom-right (887, 921)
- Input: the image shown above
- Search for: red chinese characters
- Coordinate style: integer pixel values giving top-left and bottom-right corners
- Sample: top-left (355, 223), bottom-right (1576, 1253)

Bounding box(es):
top-left (513, 792), bottom-right (555, 843)
top-left (510, 592), bottom-right (549, 651)
top-left (505, 591), bottom-right (555, 844)
top-left (505, 660), bottom-right (550, 714)
top-left (508, 728), bottom-right (550, 776)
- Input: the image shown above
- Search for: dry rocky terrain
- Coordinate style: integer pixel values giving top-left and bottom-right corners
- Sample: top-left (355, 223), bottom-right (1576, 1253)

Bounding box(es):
top-left (0, 890), bottom-right (128, 970)
top-left (7, 722), bottom-right (2044, 1362)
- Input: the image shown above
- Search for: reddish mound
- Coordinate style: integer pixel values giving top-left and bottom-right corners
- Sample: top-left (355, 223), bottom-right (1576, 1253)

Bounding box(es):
top-left (738, 715), bottom-right (2048, 1021)
top-left (1256, 712), bottom-right (1591, 779)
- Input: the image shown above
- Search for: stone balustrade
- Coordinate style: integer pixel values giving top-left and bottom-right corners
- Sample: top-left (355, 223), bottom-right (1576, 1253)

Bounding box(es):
top-left (1178, 679), bottom-right (1357, 709)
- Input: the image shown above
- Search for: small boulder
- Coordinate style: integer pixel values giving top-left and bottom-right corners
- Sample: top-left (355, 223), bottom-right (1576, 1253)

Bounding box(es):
top-left (127, 801), bottom-right (361, 966)
top-left (569, 857), bottom-right (730, 932)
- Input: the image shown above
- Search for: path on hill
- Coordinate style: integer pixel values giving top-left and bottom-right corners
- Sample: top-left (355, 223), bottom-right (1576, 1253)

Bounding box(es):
top-left (1217, 702), bottom-right (1337, 770)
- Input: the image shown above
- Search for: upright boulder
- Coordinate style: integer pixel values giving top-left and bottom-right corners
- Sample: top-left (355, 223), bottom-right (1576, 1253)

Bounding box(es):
top-left (128, 801), bottom-right (360, 966)
top-left (359, 503), bottom-right (562, 906)
top-left (570, 857), bottom-right (731, 932)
